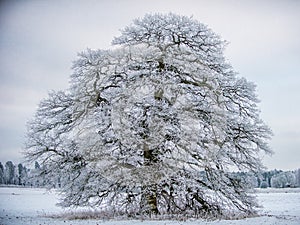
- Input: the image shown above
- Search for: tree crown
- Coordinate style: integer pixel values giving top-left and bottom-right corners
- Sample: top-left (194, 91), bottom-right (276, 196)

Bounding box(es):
top-left (25, 13), bottom-right (272, 218)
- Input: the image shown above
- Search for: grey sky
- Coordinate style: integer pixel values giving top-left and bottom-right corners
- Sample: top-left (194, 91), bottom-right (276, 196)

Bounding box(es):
top-left (0, 0), bottom-right (299, 170)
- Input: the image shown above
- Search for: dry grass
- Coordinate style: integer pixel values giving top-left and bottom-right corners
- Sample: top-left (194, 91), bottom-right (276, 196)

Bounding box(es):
top-left (45, 208), bottom-right (256, 221)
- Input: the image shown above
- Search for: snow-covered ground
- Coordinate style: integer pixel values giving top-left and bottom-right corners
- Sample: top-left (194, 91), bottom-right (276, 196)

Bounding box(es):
top-left (1, 187), bottom-right (300, 225)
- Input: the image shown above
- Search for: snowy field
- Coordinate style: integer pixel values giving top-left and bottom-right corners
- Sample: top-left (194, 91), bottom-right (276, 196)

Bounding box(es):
top-left (1, 187), bottom-right (300, 225)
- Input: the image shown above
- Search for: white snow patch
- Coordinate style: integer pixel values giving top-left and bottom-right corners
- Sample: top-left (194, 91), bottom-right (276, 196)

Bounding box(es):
top-left (1, 187), bottom-right (300, 224)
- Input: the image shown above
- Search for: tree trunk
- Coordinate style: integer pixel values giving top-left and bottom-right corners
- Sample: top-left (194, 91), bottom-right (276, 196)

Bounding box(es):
top-left (141, 184), bottom-right (158, 215)
top-left (141, 143), bottom-right (159, 215)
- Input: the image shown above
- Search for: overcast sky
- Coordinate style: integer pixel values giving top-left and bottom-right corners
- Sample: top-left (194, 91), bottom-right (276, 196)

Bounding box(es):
top-left (0, 0), bottom-right (299, 170)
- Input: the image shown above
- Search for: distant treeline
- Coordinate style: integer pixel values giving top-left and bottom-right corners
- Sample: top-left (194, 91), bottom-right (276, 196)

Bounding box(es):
top-left (233, 169), bottom-right (300, 188)
top-left (0, 161), bottom-right (60, 188)
top-left (0, 160), bottom-right (299, 188)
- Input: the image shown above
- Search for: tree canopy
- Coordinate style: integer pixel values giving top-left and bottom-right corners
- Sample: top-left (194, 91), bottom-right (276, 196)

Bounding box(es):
top-left (25, 13), bottom-right (272, 219)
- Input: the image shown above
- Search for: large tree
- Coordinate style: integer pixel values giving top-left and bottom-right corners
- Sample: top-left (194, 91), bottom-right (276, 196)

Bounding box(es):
top-left (25, 13), bottom-right (272, 218)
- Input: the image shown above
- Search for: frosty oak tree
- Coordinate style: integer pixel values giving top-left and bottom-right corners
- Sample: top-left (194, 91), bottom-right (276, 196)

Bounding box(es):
top-left (25, 13), bottom-right (272, 218)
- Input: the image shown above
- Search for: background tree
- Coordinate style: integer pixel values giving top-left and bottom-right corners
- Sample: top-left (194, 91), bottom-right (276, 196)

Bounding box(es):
top-left (17, 163), bottom-right (23, 185)
top-left (17, 163), bottom-right (29, 186)
top-left (0, 162), bottom-right (4, 184)
top-left (4, 161), bottom-right (16, 185)
top-left (271, 171), bottom-right (296, 188)
top-left (25, 13), bottom-right (272, 218)
top-left (296, 169), bottom-right (300, 187)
